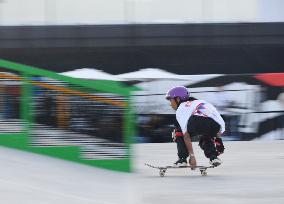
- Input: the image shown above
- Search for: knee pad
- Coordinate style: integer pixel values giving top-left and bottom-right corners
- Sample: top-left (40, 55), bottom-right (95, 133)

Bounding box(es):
top-left (215, 137), bottom-right (225, 155)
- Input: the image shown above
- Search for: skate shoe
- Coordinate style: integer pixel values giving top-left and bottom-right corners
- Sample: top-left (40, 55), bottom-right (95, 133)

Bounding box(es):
top-left (174, 158), bottom-right (187, 167)
top-left (209, 156), bottom-right (222, 167)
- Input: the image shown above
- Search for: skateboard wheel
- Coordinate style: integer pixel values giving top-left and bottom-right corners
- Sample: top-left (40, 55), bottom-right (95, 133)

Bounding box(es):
top-left (200, 170), bottom-right (207, 176)
top-left (159, 170), bottom-right (166, 177)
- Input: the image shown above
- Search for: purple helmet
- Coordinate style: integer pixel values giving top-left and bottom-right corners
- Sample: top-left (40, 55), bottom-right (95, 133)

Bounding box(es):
top-left (165, 86), bottom-right (190, 101)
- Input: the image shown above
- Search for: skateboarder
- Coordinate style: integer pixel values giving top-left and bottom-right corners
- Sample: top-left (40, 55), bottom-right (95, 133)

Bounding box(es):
top-left (166, 86), bottom-right (225, 169)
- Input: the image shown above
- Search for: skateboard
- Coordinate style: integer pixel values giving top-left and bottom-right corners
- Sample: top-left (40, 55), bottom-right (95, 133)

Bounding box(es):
top-left (145, 163), bottom-right (215, 177)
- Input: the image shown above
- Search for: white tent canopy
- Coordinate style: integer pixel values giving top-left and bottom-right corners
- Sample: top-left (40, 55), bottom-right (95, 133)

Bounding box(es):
top-left (115, 69), bottom-right (223, 114)
top-left (60, 68), bottom-right (122, 81)
top-left (182, 74), bottom-right (223, 86)
top-left (116, 68), bottom-right (186, 81)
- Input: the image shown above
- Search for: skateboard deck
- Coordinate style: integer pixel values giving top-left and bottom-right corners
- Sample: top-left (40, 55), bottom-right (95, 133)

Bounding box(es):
top-left (145, 163), bottom-right (215, 177)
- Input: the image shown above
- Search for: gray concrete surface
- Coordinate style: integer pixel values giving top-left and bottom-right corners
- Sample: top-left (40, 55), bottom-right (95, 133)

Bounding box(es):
top-left (0, 140), bottom-right (284, 204)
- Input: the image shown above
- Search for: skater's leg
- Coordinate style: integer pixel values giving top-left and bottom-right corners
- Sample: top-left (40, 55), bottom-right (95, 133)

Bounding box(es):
top-left (174, 136), bottom-right (188, 166)
top-left (193, 117), bottom-right (223, 166)
top-left (187, 116), bottom-right (224, 166)
top-left (176, 136), bottom-right (189, 159)
top-left (199, 137), bottom-right (218, 159)
top-left (199, 136), bottom-right (222, 166)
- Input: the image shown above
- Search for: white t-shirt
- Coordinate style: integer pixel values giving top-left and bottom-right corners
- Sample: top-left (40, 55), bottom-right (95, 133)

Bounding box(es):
top-left (176, 100), bottom-right (225, 134)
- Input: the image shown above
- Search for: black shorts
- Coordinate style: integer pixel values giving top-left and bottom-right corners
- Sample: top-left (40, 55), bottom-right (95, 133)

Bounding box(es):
top-left (187, 115), bottom-right (220, 138)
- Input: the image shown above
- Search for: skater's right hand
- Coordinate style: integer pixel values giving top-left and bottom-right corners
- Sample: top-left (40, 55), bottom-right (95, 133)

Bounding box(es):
top-left (189, 155), bottom-right (197, 170)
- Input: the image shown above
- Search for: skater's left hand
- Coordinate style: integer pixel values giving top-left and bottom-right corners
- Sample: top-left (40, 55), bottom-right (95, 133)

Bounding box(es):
top-left (189, 155), bottom-right (197, 170)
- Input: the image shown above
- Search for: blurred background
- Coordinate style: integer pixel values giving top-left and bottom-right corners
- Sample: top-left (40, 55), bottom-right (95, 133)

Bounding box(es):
top-left (0, 0), bottom-right (284, 167)
top-left (0, 1), bottom-right (284, 204)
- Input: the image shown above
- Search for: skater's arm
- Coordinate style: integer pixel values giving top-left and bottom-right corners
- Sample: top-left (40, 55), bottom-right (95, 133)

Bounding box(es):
top-left (183, 132), bottom-right (197, 169)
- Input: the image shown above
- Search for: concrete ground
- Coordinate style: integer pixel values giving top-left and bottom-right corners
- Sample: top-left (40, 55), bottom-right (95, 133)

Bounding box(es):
top-left (0, 140), bottom-right (284, 204)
